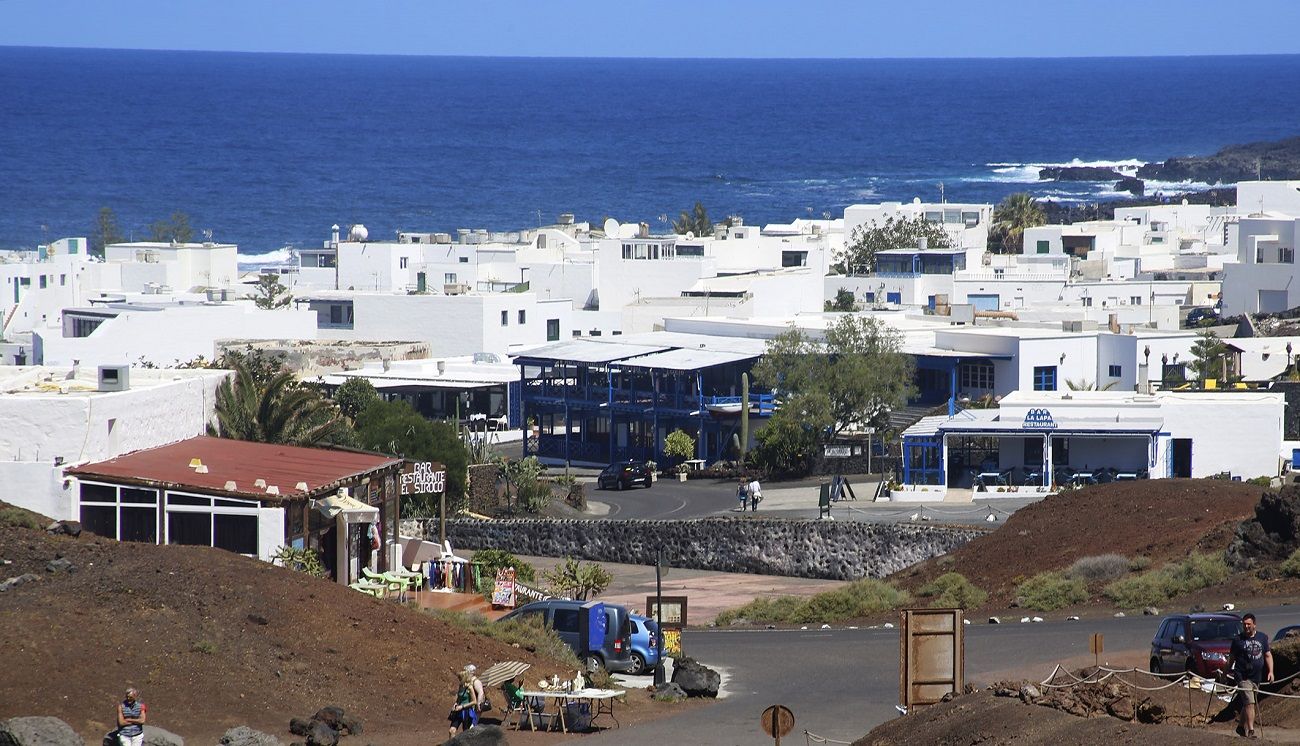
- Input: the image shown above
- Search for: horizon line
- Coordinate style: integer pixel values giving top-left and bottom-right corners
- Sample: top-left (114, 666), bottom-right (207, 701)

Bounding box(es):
top-left (4, 43), bottom-right (1300, 63)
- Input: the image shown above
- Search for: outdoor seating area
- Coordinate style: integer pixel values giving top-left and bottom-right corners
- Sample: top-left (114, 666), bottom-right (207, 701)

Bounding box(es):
top-left (969, 464), bottom-right (1150, 491)
top-left (348, 563), bottom-right (427, 599)
top-left (512, 688), bottom-right (625, 733)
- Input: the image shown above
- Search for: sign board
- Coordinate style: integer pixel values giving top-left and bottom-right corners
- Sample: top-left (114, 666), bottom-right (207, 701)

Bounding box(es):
top-left (661, 629), bottom-right (682, 658)
top-left (647, 595), bottom-right (688, 658)
top-left (824, 445), bottom-right (853, 458)
top-left (1022, 408), bottom-right (1058, 431)
top-left (399, 461), bottom-right (446, 495)
top-left (899, 608), bottom-right (965, 710)
top-left (491, 567), bottom-right (517, 608)
top-left (760, 705), bottom-right (795, 742)
top-left (1090, 633), bottom-right (1103, 656)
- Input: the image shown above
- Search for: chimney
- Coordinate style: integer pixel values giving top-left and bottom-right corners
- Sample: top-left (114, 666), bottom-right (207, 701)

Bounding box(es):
top-left (330, 224), bottom-right (340, 248)
top-left (638, 222), bottom-right (650, 238)
top-left (918, 236), bottom-right (928, 251)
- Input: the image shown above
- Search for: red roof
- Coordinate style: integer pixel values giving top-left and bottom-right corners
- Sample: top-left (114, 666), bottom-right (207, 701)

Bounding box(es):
top-left (67, 436), bottom-right (403, 501)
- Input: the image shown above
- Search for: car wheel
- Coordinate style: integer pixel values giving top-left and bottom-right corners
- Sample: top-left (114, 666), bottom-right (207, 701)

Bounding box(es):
top-left (616, 479), bottom-right (625, 491)
top-left (644, 477), bottom-right (652, 488)
top-left (584, 655), bottom-right (604, 674)
top-left (1150, 658), bottom-right (1162, 674)
top-left (630, 652), bottom-right (647, 676)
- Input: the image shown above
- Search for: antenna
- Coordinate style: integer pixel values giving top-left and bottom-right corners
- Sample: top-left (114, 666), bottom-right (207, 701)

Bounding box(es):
top-left (938, 182), bottom-right (945, 204)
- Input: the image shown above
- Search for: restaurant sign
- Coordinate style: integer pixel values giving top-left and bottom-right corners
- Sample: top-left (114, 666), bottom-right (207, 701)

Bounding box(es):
top-left (400, 461), bottom-right (446, 495)
top-left (1022, 408), bottom-right (1058, 431)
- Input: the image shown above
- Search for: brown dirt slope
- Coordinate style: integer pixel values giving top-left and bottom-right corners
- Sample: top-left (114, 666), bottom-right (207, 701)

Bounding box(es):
top-left (890, 479), bottom-right (1262, 604)
top-left (0, 518), bottom-right (575, 741)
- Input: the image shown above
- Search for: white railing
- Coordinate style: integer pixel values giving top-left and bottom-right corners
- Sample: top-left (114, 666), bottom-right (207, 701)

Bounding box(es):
top-left (956, 270), bottom-right (1068, 282)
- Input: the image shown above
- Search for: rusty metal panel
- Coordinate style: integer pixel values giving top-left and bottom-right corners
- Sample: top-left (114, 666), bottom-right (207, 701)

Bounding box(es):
top-left (899, 608), bottom-right (964, 710)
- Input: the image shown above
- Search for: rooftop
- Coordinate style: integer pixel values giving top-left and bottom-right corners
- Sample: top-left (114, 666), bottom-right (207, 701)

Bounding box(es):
top-left (0, 366), bottom-right (226, 398)
top-left (67, 436), bottom-right (403, 502)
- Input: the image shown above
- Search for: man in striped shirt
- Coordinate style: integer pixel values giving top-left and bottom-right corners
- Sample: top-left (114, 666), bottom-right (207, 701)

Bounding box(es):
top-left (116, 688), bottom-right (146, 746)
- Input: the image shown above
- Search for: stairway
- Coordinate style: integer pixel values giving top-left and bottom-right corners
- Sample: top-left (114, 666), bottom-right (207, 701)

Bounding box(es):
top-left (411, 589), bottom-right (508, 620)
top-left (888, 403), bottom-right (949, 434)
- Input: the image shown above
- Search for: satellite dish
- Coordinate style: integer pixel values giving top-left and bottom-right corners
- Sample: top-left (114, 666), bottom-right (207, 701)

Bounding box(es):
top-left (686, 231), bottom-right (695, 240)
top-left (912, 197), bottom-right (922, 205)
top-left (349, 224), bottom-right (369, 241)
top-left (603, 218), bottom-right (620, 237)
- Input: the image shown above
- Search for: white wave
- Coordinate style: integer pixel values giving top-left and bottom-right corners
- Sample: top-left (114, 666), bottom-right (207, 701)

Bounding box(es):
top-left (979, 157), bottom-right (1149, 184)
top-left (237, 247), bottom-right (296, 266)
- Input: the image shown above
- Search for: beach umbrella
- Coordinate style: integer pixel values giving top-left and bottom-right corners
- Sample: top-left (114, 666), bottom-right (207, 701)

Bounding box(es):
top-left (479, 660), bottom-right (531, 688)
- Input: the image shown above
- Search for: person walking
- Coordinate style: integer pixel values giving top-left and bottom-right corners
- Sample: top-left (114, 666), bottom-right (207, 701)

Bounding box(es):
top-left (465, 664), bottom-right (486, 711)
top-left (1224, 612), bottom-right (1274, 739)
top-left (115, 688), bottom-right (146, 746)
top-left (735, 477), bottom-right (749, 512)
top-left (747, 476), bottom-right (762, 512)
top-left (447, 670), bottom-right (479, 738)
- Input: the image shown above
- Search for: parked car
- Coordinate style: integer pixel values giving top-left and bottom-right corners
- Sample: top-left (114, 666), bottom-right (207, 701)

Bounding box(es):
top-left (1187, 307), bottom-right (1220, 326)
top-left (1150, 612), bottom-right (1242, 677)
top-left (1276, 624), bottom-right (1300, 642)
top-left (597, 461), bottom-right (653, 491)
top-left (628, 613), bottom-right (661, 675)
top-left (498, 599), bottom-right (637, 673)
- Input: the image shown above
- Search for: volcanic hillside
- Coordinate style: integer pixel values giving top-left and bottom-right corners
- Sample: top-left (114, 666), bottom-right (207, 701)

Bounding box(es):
top-left (0, 503), bottom-right (574, 741)
top-left (890, 479), bottom-right (1264, 606)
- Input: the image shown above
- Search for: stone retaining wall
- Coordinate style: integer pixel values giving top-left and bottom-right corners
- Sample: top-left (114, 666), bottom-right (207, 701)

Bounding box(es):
top-left (441, 518), bottom-right (986, 580)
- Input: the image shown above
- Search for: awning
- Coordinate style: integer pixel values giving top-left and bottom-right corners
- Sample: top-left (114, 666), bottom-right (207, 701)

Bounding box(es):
top-left (315, 493), bottom-right (378, 524)
top-left (614, 347), bottom-right (759, 371)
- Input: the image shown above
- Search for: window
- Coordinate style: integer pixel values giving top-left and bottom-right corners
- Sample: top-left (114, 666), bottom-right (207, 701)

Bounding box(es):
top-left (500, 310), bottom-right (508, 326)
top-left (329, 305), bottom-right (342, 325)
top-left (1036, 240), bottom-right (1049, 254)
top-left (444, 273), bottom-right (457, 284)
top-left (572, 329), bottom-right (582, 337)
top-left (960, 361), bottom-right (995, 390)
top-left (60, 274), bottom-right (66, 286)
top-left (781, 251), bottom-right (807, 267)
top-left (1032, 366), bottom-right (1057, 391)
top-left (886, 292), bottom-right (901, 304)
top-left (962, 211), bottom-right (980, 227)
top-left (546, 319), bottom-right (560, 341)
top-left (459, 256), bottom-right (468, 263)
top-left (552, 608), bottom-right (580, 633)
top-left (1284, 247), bottom-right (1296, 264)
top-left (399, 257), bottom-right (408, 269)
top-left (1131, 296), bottom-right (1142, 306)
top-left (39, 275), bottom-right (47, 289)
top-left (213, 514), bottom-right (258, 555)
top-left (1082, 297), bottom-right (1092, 307)
top-left (1108, 364), bottom-right (1122, 378)
top-left (924, 211), bottom-right (942, 224)
top-left (518, 309), bottom-right (526, 324)
top-left (1024, 438), bottom-right (1044, 469)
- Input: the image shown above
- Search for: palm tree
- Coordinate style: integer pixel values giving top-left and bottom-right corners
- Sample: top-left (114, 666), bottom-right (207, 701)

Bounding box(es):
top-left (1065, 378), bottom-right (1118, 391)
top-left (991, 193), bottom-right (1047, 253)
top-left (208, 361), bottom-right (349, 446)
top-left (671, 202), bottom-right (713, 236)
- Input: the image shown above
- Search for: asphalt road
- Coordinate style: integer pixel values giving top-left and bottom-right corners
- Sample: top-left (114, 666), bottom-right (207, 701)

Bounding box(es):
top-left (588, 604), bottom-right (1299, 745)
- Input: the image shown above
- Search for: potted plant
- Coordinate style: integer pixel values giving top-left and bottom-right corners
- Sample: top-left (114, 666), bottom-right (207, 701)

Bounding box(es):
top-left (663, 429), bottom-right (696, 482)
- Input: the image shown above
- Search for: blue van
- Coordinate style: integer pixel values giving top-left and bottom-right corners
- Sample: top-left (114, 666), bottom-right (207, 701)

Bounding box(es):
top-left (498, 599), bottom-right (637, 674)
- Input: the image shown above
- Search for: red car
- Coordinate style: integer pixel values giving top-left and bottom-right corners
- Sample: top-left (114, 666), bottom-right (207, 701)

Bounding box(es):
top-left (1150, 613), bottom-right (1242, 677)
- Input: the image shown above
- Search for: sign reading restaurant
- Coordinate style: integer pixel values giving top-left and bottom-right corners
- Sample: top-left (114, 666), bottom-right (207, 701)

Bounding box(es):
top-left (1022, 408), bottom-right (1058, 431)
top-left (399, 461), bottom-right (446, 495)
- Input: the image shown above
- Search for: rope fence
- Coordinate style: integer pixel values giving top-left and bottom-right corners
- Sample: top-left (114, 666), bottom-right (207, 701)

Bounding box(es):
top-left (803, 730), bottom-right (854, 745)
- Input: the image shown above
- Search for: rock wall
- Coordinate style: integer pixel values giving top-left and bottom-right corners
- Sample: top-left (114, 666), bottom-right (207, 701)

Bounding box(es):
top-left (466, 463), bottom-right (500, 516)
top-left (441, 518), bottom-right (985, 580)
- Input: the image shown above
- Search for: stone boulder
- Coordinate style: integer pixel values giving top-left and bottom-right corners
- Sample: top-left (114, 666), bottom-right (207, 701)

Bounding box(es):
top-left (141, 725), bottom-right (183, 746)
top-left (670, 656), bottom-right (720, 698)
top-left (651, 682), bottom-right (687, 702)
top-left (45, 521), bottom-right (82, 537)
top-left (1225, 487), bottom-right (1300, 570)
top-left (1039, 166), bottom-right (1124, 181)
top-left (442, 724), bottom-right (509, 746)
top-left (218, 727), bottom-right (283, 746)
top-left (0, 574), bottom-right (41, 593)
top-left (1114, 176), bottom-right (1145, 196)
top-left (0, 717), bottom-right (84, 746)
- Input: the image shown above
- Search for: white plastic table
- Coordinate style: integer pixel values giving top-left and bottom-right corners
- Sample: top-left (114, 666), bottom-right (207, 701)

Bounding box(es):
top-left (518, 688), bottom-right (626, 732)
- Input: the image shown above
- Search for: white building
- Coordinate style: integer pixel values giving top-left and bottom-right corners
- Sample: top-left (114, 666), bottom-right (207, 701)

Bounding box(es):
top-left (0, 365), bottom-right (229, 520)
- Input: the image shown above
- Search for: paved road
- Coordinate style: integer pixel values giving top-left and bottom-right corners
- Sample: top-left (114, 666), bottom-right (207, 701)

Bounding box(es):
top-left (584, 473), bottom-right (1045, 525)
top-left (589, 605), bottom-right (1299, 745)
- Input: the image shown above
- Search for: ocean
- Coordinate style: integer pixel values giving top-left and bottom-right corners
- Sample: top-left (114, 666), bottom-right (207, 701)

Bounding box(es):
top-left (2, 47), bottom-right (1299, 257)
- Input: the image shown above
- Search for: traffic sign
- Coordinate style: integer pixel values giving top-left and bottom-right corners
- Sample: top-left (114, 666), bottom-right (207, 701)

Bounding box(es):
top-left (760, 704), bottom-right (795, 744)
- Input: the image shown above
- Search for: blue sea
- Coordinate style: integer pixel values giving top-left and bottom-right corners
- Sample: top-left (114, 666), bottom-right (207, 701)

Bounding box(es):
top-left (2, 47), bottom-right (1300, 255)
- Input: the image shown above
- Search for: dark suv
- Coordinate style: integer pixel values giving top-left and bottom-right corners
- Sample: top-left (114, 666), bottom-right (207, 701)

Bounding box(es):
top-left (498, 599), bottom-right (637, 673)
top-left (597, 461), bottom-right (653, 491)
top-left (1150, 613), bottom-right (1242, 677)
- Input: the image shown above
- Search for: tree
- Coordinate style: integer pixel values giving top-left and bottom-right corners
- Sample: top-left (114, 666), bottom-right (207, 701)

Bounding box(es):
top-left (247, 274), bottom-right (293, 309)
top-left (825, 287), bottom-right (856, 312)
top-left (991, 193), bottom-right (1046, 254)
top-left (663, 429), bottom-right (696, 470)
top-left (671, 202), bottom-right (713, 237)
top-left (147, 211), bottom-right (194, 244)
top-left (208, 357), bottom-right (352, 447)
top-left (353, 400), bottom-right (469, 513)
top-left (750, 316), bottom-right (916, 473)
top-left (90, 207), bottom-right (124, 255)
top-left (1189, 329), bottom-right (1228, 386)
top-left (542, 557), bottom-right (613, 601)
top-left (1065, 378), bottom-right (1118, 391)
top-left (838, 215), bottom-right (951, 275)
top-left (333, 377), bottom-right (381, 421)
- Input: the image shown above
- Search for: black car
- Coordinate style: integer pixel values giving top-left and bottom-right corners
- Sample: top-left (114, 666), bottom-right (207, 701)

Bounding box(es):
top-left (1187, 307), bottom-right (1220, 326)
top-left (597, 461), bottom-right (653, 491)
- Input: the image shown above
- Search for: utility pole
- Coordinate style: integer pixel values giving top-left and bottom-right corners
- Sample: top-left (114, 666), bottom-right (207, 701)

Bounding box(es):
top-left (654, 548), bottom-right (667, 687)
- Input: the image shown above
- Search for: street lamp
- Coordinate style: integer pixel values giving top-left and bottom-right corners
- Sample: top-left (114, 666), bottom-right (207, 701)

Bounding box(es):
top-left (1288, 342), bottom-right (1294, 377)
top-left (653, 548), bottom-right (669, 687)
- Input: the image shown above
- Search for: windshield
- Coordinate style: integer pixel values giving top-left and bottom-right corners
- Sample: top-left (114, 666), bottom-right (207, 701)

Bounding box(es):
top-left (1189, 619), bottom-right (1242, 641)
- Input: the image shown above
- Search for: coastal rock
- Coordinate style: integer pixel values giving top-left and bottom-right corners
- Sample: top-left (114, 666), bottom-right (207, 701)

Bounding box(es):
top-left (218, 727), bottom-right (283, 746)
top-left (1226, 486), bottom-right (1300, 570)
top-left (1039, 166), bottom-right (1124, 181)
top-left (1137, 136), bottom-right (1300, 184)
top-left (1114, 176), bottom-right (1144, 196)
top-left (442, 724), bottom-right (508, 745)
top-left (671, 656), bottom-right (720, 698)
top-left (0, 716), bottom-right (84, 746)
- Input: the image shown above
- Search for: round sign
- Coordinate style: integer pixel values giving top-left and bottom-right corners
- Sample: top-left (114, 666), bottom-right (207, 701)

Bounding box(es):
top-left (760, 705), bottom-right (795, 738)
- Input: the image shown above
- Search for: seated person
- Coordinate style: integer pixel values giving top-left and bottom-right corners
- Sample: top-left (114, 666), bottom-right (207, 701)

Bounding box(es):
top-left (503, 675), bottom-right (527, 710)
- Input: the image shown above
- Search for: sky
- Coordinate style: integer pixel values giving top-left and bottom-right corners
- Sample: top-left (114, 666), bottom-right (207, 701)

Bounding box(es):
top-left (2, 0), bottom-right (1300, 59)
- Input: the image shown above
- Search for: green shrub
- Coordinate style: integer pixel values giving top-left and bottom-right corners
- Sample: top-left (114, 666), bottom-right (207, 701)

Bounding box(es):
top-left (271, 545), bottom-right (326, 577)
top-left (1129, 556), bottom-right (1152, 572)
top-left (715, 595), bottom-right (806, 626)
top-left (1103, 553), bottom-right (1230, 608)
top-left (0, 506), bottom-right (42, 530)
top-left (1017, 572), bottom-right (1088, 611)
top-left (714, 579), bottom-right (909, 625)
top-left (191, 639), bottom-right (218, 655)
top-left (424, 608), bottom-right (580, 668)
top-left (1066, 554), bottom-right (1129, 584)
top-left (472, 548), bottom-right (537, 583)
top-left (1248, 476), bottom-right (1274, 487)
top-left (917, 572), bottom-right (988, 610)
top-left (1281, 548), bottom-right (1300, 578)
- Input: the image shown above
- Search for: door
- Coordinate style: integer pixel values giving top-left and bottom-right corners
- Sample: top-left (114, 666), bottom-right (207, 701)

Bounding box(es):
top-left (1169, 620), bottom-right (1190, 671)
top-left (1172, 439), bottom-right (1192, 478)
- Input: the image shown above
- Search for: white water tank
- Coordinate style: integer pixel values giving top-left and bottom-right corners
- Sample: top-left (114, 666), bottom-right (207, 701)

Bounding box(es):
top-left (349, 224), bottom-right (369, 242)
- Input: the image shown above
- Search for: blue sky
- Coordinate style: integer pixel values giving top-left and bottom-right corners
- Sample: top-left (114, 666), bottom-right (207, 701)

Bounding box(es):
top-left (3, 0), bottom-right (1300, 58)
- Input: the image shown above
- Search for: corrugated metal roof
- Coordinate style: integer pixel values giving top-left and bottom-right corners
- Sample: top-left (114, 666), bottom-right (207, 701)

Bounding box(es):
top-left (511, 339), bottom-right (670, 364)
top-left (905, 411), bottom-right (1163, 436)
top-left (67, 436), bottom-right (403, 501)
top-left (614, 347), bottom-right (759, 371)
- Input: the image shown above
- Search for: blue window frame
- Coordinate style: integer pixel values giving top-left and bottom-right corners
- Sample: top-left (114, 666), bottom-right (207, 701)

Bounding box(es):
top-left (1108, 364), bottom-right (1122, 378)
top-left (886, 292), bottom-right (901, 304)
top-left (1033, 365), bottom-right (1057, 391)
